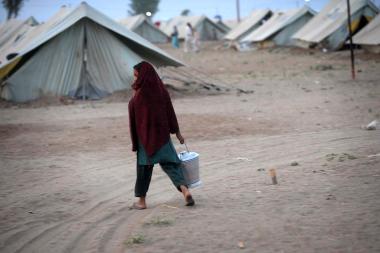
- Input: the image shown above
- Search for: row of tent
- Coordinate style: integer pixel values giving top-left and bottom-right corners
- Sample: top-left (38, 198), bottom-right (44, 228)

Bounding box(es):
top-left (224, 0), bottom-right (379, 52)
top-left (119, 14), bottom-right (230, 42)
top-left (0, 0), bottom-right (379, 102)
top-left (119, 0), bottom-right (380, 53)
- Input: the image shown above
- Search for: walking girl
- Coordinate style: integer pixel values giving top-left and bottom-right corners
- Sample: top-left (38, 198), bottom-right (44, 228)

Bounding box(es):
top-left (128, 61), bottom-right (195, 209)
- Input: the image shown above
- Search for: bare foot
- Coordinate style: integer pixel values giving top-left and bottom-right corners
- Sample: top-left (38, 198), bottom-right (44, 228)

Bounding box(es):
top-left (180, 185), bottom-right (195, 206)
top-left (129, 197), bottom-right (147, 210)
top-left (129, 202), bottom-right (146, 210)
top-left (185, 194), bottom-right (195, 206)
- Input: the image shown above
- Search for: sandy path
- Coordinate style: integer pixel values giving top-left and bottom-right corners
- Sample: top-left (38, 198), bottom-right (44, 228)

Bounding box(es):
top-left (131, 129), bottom-right (380, 253)
top-left (1, 121), bottom-right (379, 253)
top-left (1, 104), bottom-right (379, 253)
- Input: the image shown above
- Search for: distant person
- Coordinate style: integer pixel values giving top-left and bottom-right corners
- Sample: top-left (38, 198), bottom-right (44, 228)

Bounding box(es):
top-left (128, 61), bottom-right (195, 209)
top-left (184, 23), bottom-right (200, 53)
top-left (192, 27), bottom-right (200, 52)
top-left (171, 25), bottom-right (179, 48)
top-left (184, 22), bottom-right (194, 53)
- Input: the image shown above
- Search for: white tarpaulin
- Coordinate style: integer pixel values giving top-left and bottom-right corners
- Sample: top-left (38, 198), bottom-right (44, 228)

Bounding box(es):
top-left (213, 19), bottom-right (231, 32)
top-left (0, 17), bottom-right (38, 50)
top-left (292, 0), bottom-right (379, 50)
top-left (224, 20), bottom-right (239, 30)
top-left (0, 2), bottom-right (183, 102)
top-left (224, 9), bottom-right (272, 41)
top-left (0, 19), bottom-right (24, 49)
top-left (241, 6), bottom-right (316, 47)
top-left (119, 14), bottom-right (169, 44)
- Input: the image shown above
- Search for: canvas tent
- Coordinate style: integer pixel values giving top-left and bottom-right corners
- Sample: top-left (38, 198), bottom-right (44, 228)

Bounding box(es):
top-left (241, 6), bottom-right (316, 48)
top-left (353, 13), bottom-right (380, 53)
top-left (292, 0), bottom-right (379, 50)
top-left (0, 2), bottom-right (182, 102)
top-left (224, 9), bottom-right (272, 41)
top-left (160, 15), bottom-right (229, 41)
top-left (213, 18), bottom-right (231, 32)
top-left (119, 14), bottom-right (169, 44)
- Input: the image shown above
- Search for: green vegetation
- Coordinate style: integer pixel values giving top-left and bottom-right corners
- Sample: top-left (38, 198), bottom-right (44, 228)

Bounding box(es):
top-left (144, 216), bottom-right (174, 226)
top-left (129, 0), bottom-right (160, 17)
top-left (124, 234), bottom-right (145, 246)
top-left (326, 153), bottom-right (357, 162)
top-left (2, 0), bottom-right (25, 19)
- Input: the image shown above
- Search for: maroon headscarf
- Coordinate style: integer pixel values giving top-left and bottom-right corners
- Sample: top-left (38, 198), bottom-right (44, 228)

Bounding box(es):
top-left (128, 61), bottom-right (179, 156)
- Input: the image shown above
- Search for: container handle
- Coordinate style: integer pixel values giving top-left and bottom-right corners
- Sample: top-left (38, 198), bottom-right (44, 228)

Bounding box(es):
top-left (184, 142), bottom-right (189, 152)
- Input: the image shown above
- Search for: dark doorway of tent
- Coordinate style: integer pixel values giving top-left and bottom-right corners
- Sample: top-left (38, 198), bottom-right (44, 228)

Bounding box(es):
top-left (68, 24), bottom-right (109, 100)
top-left (341, 15), bottom-right (371, 50)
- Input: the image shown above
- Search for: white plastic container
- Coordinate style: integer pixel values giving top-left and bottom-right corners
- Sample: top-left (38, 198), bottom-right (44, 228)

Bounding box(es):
top-left (178, 151), bottom-right (202, 188)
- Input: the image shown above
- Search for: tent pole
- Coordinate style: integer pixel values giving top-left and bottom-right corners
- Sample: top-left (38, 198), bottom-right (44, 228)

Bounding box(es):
top-left (83, 56), bottom-right (86, 101)
top-left (83, 24), bottom-right (88, 100)
top-left (346, 0), bottom-right (356, 80)
top-left (236, 0), bottom-right (241, 22)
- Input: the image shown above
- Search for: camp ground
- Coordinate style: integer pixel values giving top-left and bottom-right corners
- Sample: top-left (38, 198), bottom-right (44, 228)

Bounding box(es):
top-left (224, 9), bottom-right (272, 41)
top-left (241, 6), bottom-right (316, 48)
top-left (353, 13), bottom-right (380, 53)
top-left (1, 0), bottom-right (380, 253)
top-left (119, 14), bottom-right (169, 44)
top-left (159, 15), bottom-right (229, 41)
top-left (0, 2), bottom-right (182, 102)
top-left (292, 0), bottom-right (379, 50)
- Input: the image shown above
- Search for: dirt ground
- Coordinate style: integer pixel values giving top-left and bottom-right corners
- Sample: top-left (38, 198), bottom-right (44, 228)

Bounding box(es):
top-left (0, 42), bottom-right (380, 253)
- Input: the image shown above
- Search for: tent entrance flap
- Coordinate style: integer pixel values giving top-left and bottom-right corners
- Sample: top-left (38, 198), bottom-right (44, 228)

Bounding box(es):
top-left (69, 22), bottom-right (109, 100)
top-left (351, 15), bottom-right (370, 35)
top-left (68, 83), bottom-right (109, 99)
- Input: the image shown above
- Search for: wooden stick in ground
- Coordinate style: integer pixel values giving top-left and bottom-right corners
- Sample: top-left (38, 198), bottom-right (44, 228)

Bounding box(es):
top-left (269, 168), bottom-right (278, 185)
top-left (346, 0), bottom-right (356, 80)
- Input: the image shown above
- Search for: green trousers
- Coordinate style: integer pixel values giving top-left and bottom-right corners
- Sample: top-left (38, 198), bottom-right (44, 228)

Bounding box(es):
top-left (134, 162), bottom-right (187, 197)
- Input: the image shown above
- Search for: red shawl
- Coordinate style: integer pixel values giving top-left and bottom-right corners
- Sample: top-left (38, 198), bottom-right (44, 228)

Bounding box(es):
top-left (128, 62), bottom-right (179, 156)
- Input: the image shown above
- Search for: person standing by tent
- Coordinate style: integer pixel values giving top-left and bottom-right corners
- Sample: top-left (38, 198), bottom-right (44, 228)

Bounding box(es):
top-left (192, 26), bottom-right (200, 52)
top-left (171, 25), bottom-right (179, 48)
top-left (128, 61), bottom-right (195, 209)
top-left (184, 22), bottom-right (194, 52)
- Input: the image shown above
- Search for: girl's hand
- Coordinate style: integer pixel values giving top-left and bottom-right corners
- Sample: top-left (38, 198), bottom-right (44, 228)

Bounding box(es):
top-left (176, 132), bottom-right (185, 144)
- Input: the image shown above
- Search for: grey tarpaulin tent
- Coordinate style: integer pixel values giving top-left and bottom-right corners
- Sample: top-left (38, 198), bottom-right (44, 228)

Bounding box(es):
top-left (213, 18), bottom-right (231, 32)
top-left (160, 15), bottom-right (229, 41)
top-left (224, 9), bottom-right (273, 41)
top-left (0, 2), bottom-right (182, 102)
top-left (353, 13), bottom-right (380, 53)
top-left (292, 0), bottom-right (379, 50)
top-left (241, 6), bottom-right (316, 48)
top-left (119, 14), bottom-right (169, 44)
